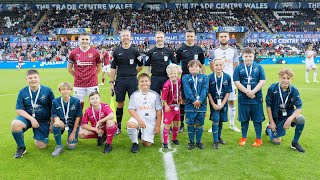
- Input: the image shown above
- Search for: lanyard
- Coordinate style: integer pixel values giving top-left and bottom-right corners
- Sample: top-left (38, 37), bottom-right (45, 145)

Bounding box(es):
top-left (278, 83), bottom-right (290, 107)
top-left (60, 97), bottom-right (70, 125)
top-left (245, 64), bottom-right (253, 84)
top-left (170, 80), bottom-right (179, 102)
top-left (192, 75), bottom-right (198, 93)
top-left (28, 85), bottom-right (41, 113)
top-left (92, 104), bottom-right (102, 122)
top-left (214, 73), bottom-right (224, 97)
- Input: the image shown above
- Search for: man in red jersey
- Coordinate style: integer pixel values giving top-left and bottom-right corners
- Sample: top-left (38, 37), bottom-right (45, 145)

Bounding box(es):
top-left (67, 32), bottom-right (102, 110)
top-left (99, 46), bottom-right (112, 86)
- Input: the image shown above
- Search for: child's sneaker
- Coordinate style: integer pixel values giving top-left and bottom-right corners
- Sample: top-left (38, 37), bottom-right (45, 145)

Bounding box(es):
top-left (252, 138), bottom-right (263, 147)
top-left (239, 138), bottom-right (247, 146)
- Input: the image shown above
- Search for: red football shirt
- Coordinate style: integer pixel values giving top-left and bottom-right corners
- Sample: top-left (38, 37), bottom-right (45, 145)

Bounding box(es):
top-left (82, 103), bottom-right (113, 127)
top-left (69, 47), bottom-right (102, 87)
top-left (162, 79), bottom-right (181, 105)
top-left (102, 51), bottom-right (111, 66)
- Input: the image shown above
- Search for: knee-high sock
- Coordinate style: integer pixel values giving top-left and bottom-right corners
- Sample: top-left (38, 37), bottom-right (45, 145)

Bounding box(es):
top-left (116, 108), bottom-right (123, 130)
top-left (127, 128), bottom-right (138, 144)
top-left (102, 77), bottom-right (105, 83)
top-left (80, 102), bottom-right (84, 111)
top-left (241, 121), bottom-right (249, 138)
top-left (106, 125), bottom-right (117, 144)
top-left (180, 104), bottom-right (185, 127)
top-left (306, 71), bottom-right (309, 81)
top-left (229, 105), bottom-right (236, 127)
top-left (253, 122), bottom-right (262, 139)
top-left (293, 123), bottom-right (305, 143)
top-left (218, 122), bottom-right (223, 139)
top-left (163, 127), bottom-right (169, 144)
top-left (53, 126), bottom-right (62, 146)
top-left (187, 125), bottom-right (195, 143)
top-left (195, 125), bottom-right (203, 143)
top-left (212, 123), bottom-right (219, 142)
top-left (314, 69), bottom-right (318, 81)
top-left (172, 127), bottom-right (178, 141)
top-left (12, 130), bottom-right (25, 148)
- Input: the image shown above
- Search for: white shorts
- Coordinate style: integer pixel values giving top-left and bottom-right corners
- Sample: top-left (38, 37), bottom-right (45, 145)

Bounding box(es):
top-left (102, 64), bottom-right (111, 73)
top-left (127, 117), bottom-right (155, 143)
top-left (306, 62), bottom-right (317, 70)
top-left (74, 86), bottom-right (99, 102)
top-left (228, 82), bottom-right (237, 101)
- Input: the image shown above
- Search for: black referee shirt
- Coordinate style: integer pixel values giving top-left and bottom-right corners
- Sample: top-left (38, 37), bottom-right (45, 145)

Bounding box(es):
top-left (111, 45), bottom-right (143, 77)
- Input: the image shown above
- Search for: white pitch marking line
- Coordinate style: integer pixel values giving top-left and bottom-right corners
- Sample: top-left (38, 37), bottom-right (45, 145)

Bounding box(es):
top-left (159, 119), bottom-right (178, 180)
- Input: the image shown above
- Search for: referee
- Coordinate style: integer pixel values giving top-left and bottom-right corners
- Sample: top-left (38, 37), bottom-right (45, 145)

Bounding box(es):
top-left (145, 31), bottom-right (177, 95)
top-left (110, 29), bottom-right (143, 135)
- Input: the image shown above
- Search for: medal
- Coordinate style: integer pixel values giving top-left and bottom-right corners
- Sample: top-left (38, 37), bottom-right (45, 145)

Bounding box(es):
top-left (217, 99), bottom-right (222, 105)
top-left (245, 64), bottom-right (253, 91)
top-left (278, 83), bottom-right (290, 117)
top-left (29, 85), bottom-right (41, 118)
top-left (214, 73), bottom-right (224, 105)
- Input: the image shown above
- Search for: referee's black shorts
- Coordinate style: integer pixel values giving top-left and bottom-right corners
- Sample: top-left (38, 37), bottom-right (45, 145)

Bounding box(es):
top-left (150, 75), bottom-right (168, 95)
top-left (115, 76), bottom-right (138, 102)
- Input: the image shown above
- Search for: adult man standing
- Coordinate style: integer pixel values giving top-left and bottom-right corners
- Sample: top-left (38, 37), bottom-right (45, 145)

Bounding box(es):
top-left (176, 30), bottom-right (206, 132)
top-left (210, 31), bottom-right (241, 132)
top-left (110, 29), bottom-right (143, 135)
top-left (67, 32), bottom-right (102, 110)
top-left (145, 31), bottom-right (177, 94)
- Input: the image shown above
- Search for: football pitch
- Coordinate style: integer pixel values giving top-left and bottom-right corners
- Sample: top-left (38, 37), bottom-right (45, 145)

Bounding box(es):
top-left (0, 64), bottom-right (319, 179)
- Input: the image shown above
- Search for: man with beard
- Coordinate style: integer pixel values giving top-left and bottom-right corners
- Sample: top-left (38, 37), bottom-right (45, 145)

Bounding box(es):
top-left (209, 31), bottom-right (241, 133)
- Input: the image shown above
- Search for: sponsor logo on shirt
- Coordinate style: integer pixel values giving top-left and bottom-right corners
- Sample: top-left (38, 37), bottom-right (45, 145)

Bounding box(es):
top-left (76, 60), bottom-right (93, 66)
top-left (88, 53), bottom-right (93, 58)
top-left (130, 59), bottom-right (134, 65)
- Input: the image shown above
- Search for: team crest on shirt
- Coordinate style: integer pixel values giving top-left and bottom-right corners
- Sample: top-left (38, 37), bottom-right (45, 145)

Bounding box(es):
top-left (253, 68), bottom-right (258, 72)
top-left (40, 95), bottom-right (46, 101)
top-left (88, 53), bottom-right (93, 58)
top-left (130, 59), bottom-right (134, 64)
top-left (223, 80), bottom-right (228, 85)
top-left (70, 105), bottom-right (76, 110)
top-left (164, 56), bottom-right (168, 62)
top-left (199, 78), bottom-right (203, 82)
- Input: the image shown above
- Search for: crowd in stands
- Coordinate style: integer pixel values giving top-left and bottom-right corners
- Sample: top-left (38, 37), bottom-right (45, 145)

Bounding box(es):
top-left (117, 8), bottom-right (188, 34)
top-left (37, 9), bottom-right (115, 35)
top-left (189, 8), bottom-right (265, 33)
top-left (256, 9), bottom-right (320, 33)
top-left (247, 41), bottom-right (320, 57)
top-left (0, 8), bottom-right (43, 36)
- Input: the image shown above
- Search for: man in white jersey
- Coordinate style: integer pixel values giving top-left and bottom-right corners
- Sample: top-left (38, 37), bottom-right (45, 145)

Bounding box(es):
top-left (305, 43), bottom-right (318, 83)
top-left (126, 73), bottom-right (162, 153)
top-left (209, 31), bottom-right (241, 132)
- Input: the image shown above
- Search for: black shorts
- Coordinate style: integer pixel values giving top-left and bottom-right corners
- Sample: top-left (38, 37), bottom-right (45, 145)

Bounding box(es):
top-left (115, 76), bottom-right (138, 102)
top-left (150, 75), bottom-right (168, 95)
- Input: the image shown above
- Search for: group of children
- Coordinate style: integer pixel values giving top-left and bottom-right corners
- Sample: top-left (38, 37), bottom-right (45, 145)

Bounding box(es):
top-left (11, 47), bottom-right (305, 158)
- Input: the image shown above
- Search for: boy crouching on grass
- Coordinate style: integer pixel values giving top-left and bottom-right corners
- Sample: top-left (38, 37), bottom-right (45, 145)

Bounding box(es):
top-left (182, 60), bottom-right (209, 150)
top-left (51, 82), bottom-right (82, 157)
top-left (265, 68), bottom-right (306, 153)
top-left (79, 92), bottom-right (117, 154)
top-left (126, 73), bottom-right (162, 153)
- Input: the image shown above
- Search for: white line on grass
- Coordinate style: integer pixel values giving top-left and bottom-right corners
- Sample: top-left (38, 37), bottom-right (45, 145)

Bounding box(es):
top-left (159, 121), bottom-right (178, 180)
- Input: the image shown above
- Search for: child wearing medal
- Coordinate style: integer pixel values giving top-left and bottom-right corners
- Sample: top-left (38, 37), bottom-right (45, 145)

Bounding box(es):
top-left (265, 68), bottom-right (306, 153)
top-left (161, 64), bottom-right (182, 149)
top-left (11, 69), bottom-right (55, 158)
top-left (51, 82), bottom-right (82, 157)
top-left (78, 92), bottom-right (116, 154)
top-left (208, 58), bottom-right (232, 149)
top-left (182, 60), bottom-right (209, 150)
top-left (233, 47), bottom-right (266, 147)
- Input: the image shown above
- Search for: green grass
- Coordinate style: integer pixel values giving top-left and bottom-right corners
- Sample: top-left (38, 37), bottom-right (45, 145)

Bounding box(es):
top-left (0, 65), bottom-right (319, 179)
